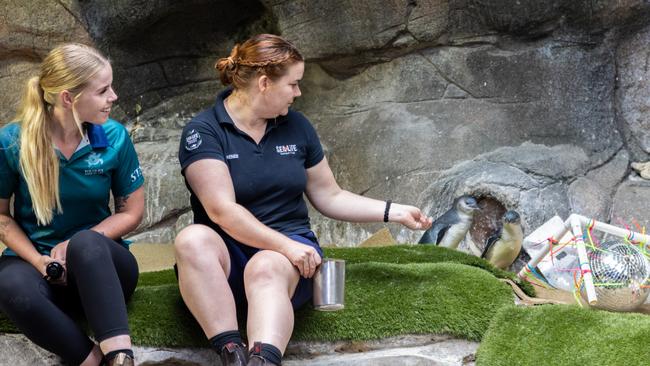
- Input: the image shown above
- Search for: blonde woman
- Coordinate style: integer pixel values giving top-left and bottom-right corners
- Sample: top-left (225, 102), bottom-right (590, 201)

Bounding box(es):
top-left (0, 44), bottom-right (144, 366)
top-left (175, 34), bottom-right (432, 366)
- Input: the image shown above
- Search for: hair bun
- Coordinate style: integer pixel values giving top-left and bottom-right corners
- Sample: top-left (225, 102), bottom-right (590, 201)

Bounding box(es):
top-left (215, 44), bottom-right (241, 86)
top-left (225, 56), bottom-right (236, 67)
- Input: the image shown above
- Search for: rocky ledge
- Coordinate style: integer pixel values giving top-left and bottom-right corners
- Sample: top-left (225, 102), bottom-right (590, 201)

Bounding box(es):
top-left (0, 333), bottom-right (477, 366)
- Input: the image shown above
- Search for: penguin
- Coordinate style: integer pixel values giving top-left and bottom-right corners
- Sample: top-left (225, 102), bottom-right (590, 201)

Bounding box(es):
top-left (481, 210), bottom-right (524, 270)
top-left (418, 195), bottom-right (480, 249)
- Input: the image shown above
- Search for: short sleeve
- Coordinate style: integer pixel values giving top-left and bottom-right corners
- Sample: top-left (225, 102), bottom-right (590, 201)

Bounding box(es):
top-left (112, 129), bottom-right (144, 197)
top-left (0, 127), bottom-right (19, 199)
top-left (302, 117), bottom-right (324, 169)
top-left (178, 119), bottom-right (225, 173)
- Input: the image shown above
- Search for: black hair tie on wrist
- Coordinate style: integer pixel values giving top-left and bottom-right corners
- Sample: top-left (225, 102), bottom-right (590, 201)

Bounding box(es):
top-left (383, 200), bottom-right (392, 223)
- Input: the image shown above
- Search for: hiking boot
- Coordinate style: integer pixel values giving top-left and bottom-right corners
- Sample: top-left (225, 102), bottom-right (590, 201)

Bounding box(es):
top-left (220, 342), bottom-right (248, 366)
top-left (247, 355), bottom-right (278, 366)
top-left (247, 342), bottom-right (279, 366)
top-left (105, 352), bottom-right (134, 366)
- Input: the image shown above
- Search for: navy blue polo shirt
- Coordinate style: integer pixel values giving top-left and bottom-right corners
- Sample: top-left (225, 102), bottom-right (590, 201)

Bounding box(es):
top-left (0, 119), bottom-right (144, 255)
top-left (178, 88), bottom-right (324, 236)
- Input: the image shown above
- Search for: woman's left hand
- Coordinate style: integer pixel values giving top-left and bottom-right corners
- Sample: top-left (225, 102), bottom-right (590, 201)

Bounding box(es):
top-left (48, 240), bottom-right (69, 285)
top-left (50, 240), bottom-right (69, 264)
top-left (389, 203), bottom-right (433, 230)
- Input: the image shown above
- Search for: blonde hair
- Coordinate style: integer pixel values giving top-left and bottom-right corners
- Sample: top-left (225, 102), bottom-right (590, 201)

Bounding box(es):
top-left (16, 43), bottom-right (109, 225)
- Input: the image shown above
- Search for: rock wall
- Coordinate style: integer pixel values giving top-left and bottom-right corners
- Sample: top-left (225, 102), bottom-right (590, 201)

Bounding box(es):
top-left (1, 0), bottom-right (650, 248)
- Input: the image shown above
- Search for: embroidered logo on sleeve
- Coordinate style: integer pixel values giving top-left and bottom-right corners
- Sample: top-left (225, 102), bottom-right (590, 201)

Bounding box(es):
top-left (185, 129), bottom-right (202, 151)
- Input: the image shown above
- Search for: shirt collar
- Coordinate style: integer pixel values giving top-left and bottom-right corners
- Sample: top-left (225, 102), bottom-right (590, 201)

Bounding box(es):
top-left (213, 88), bottom-right (289, 129)
top-left (75, 131), bottom-right (90, 152)
top-left (84, 122), bottom-right (108, 148)
top-left (214, 88), bottom-right (236, 126)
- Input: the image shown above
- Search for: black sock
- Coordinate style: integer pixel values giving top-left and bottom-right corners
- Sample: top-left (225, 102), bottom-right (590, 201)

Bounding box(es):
top-left (250, 342), bottom-right (282, 365)
top-left (104, 349), bottom-right (134, 362)
top-left (209, 330), bottom-right (243, 354)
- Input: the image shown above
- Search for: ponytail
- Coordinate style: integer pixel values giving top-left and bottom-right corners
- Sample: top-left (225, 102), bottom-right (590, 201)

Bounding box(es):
top-left (17, 76), bottom-right (62, 226)
top-left (15, 43), bottom-right (108, 226)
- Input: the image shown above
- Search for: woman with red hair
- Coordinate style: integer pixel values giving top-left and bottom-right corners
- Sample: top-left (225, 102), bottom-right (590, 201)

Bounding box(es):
top-left (175, 34), bottom-right (431, 366)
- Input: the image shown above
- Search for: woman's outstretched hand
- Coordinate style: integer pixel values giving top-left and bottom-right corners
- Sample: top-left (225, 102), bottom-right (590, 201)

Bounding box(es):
top-left (389, 203), bottom-right (433, 230)
top-left (283, 241), bottom-right (322, 278)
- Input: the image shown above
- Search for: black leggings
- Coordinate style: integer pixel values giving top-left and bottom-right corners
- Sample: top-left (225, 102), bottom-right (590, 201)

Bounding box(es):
top-left (0, 230), bottom-right (139, 364)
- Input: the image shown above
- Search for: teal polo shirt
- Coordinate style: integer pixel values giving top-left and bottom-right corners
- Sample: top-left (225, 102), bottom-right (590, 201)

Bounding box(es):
top-left (0, 119), bottom-right (144, 255)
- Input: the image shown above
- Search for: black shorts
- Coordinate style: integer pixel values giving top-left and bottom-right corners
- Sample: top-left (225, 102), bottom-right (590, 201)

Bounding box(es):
top-left (176, 231), bottom-right (323, 310)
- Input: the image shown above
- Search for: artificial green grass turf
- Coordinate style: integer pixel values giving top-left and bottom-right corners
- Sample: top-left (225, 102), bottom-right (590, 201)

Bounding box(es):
top-left (476, 305), bottom-right (650, 366)
top-left (0, 311), bottom-right (17, 333)
top-left (126, 284), bottom-right (205, 347)
top-left (138, 245), bottom-right (535, 296)
top-left (127, 262), bottom-right (512, 347)
top-left (0, 245), bottom-right (525, 348)
top-left (138, 267), bottom-right (177, 287)
top-left (292, 262), bottom-right (513, 342)
top-left (128, 245), bottom-right (524, 346)
top-left (136, 245), bottom-right (534, 296)
top-left (320, 245), bottom-right (535, 297)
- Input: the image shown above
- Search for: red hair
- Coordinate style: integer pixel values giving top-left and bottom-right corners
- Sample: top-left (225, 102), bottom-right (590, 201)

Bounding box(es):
top-left (215, 34), bottom-right (303, 89)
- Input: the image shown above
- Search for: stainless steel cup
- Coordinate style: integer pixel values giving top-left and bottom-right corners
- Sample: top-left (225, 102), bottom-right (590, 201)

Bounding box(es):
top-left (313, 258), bottom-right (345, 311)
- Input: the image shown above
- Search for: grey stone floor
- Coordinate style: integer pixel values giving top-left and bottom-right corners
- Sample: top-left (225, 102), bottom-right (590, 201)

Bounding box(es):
top-left (0, 333), bottom-right (478, 365)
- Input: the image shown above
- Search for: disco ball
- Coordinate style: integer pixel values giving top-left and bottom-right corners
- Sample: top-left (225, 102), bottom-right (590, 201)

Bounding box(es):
top-left (580, 240), bottom-right (650, 312)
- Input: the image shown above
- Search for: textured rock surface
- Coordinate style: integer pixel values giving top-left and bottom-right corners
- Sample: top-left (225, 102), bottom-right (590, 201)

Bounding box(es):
top-left (616, 22), bottom-right (650, 161)
top-left (611, 178), bottom-right (650, 230)
top-left (298, 36), bottom-right (621, 245)
top-left (0, 333), bottom-right (478, 366)
top-left (0, 0), bottom-right (91, 122)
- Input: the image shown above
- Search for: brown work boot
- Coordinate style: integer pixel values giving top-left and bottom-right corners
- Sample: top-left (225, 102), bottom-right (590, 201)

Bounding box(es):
top-left (104, 352), bottom-right (134, 366)
top-left (247, 355), bottom-right (278, 366)
top-left (220, 342), bottom-right (248, 366)
top-left (247, 342), bottom-right (279, 366)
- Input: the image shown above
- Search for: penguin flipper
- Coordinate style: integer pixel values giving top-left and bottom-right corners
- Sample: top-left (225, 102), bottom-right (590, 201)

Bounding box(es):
top-left (435, 226), bottom-right (449, 245)
top-left (418, 224), bottom-right (449, 245)
top-left (418, 228), bottom-right (434, 244)
top-left (481, 229), bottom-right (501, 258)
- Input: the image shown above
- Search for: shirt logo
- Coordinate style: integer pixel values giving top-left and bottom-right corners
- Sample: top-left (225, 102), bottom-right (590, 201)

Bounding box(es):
top-left (275, 144), bottom-right (297, 155)
top-left (130, 167), bottom-right (143, 182)
top-left (226, 154), bottom-right (239, 160)
top-left (86, 152), bottom-right (104, 167)
top-left (84, 152), bottom-right (104, 175)
top-left (185, 129), bottom-right (202, 151)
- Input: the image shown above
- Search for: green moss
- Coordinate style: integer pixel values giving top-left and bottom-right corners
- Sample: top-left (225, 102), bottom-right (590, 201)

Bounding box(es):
top-left (476, 305), bottom-right (650, 366)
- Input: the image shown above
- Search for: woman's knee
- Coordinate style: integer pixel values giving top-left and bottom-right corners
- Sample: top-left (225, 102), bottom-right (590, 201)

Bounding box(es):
top-left (67, 230), bottom-right (109, 264)
top-left (174, 224), bottom-right (229, 267)
top-left (244, 251), bottom-right (297, 289)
